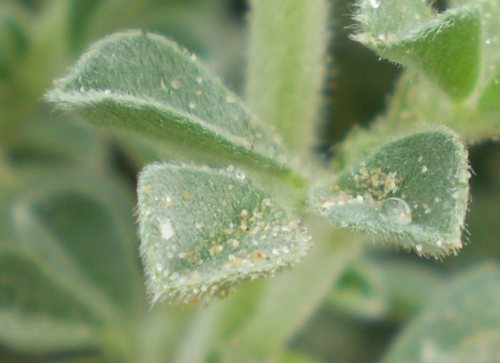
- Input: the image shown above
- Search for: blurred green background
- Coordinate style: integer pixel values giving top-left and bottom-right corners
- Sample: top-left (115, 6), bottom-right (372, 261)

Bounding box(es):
top-left (0, 0), bottom-right (498, 362)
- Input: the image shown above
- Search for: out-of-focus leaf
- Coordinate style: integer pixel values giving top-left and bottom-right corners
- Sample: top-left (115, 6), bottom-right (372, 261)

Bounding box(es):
top-left (312, 129), bottom-right (470, 258)
top-left (0, 248), bottom-right (102, 353)
top-left (0, 168), bottom-right (141, 356)
top-left (328, 260), bottom-right (444, 321)
top-left (7, 119), bottom-right (107, 169)
top-left (138, 163), bottom-right (312, 305)
top-left (46, 31), bottom-right (292, 173)
top-left (383, 264), bottom-right (500, 363)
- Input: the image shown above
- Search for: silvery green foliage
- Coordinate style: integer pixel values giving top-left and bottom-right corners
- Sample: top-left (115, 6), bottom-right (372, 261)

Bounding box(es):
top-left (138, 163), bottom-right (311, 305)
top-left (312, 129), bottom-right (469, 258)
top-left (383, 265), bottom-right (500, 363)
top-left (46, 30), bottom-right (290, 172)
top-left (47, 28), bottom-right (472, 305)
top-left (354, 0), bottom-right (481, 99)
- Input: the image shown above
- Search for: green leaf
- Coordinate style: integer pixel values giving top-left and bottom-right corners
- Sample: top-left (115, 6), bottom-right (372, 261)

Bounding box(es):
top-left (7, 118), bottom-right (107, 169)
top-left (479, 71), bottom-right (500, 111)
top-left (0, 248), bottom-right (102, 353)
top-left (311, 129), bottom-right (470, 258)
top-left (246, 0), bottom-right (328, 155)
top-left (328, 260), bottom-right (444, 321)
top-left (46, 30), bottom-right (291, 173)
top-left (138, 163), bottom-right (312, 305)
top-left (354, 1), bottom-right (481, 99)
top-left (0, 169), bottom-right (141, 355)
top-left (451, 0), bottom-right (500, 110)
top-left (383, 264), bottom-right (500, 363)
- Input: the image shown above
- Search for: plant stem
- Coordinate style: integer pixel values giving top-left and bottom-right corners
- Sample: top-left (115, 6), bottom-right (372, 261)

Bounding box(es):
top-left (232, 222), bottom-right (361, 357)
top-left (246, 0), bottom-right (329, 158)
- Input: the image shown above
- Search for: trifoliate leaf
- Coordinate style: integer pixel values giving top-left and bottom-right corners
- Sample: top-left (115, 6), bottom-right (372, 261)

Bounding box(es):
top-left (138, 163), bottom-right (312, 305)
top-left (311, 129), bottom-right (470, 258)
top-left (383, 264), bottom-right (500, 363)
top-left (354, 1), bottom-right (481, 99)
top-left (46, 30), bottom-right (290, 172)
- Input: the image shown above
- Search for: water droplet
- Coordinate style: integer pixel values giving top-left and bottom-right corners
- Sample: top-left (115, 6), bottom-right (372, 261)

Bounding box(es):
top-left (188, 102), bottom-right (196, 109)
top-left (196, 77), bottom-right (203, 84)
top-left (369, 0), bottom-right (380, 9)
top-left (380, 197), bottom-right (412, 225)
top-left (190, 54), bottom-right (197, 61)
top-left (235, 170), bottom-right (246, 180)
top-left (104, 89), bottom-right (111, 95)
top-left (159, 219), bottom-right (174, 240)
top-left (421, 165), bottom-right (428, 173)
top-left (415, 244), bottom-right (423, 253)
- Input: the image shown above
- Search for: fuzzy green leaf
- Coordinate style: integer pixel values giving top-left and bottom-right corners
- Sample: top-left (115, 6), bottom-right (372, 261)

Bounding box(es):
top-left (311, 129), bottom-right (469, 258)
top-left (354, 1), bottom-right (481, 99)
top-left (0, 248), bottom-right (103, 353)
top-left (383, 264), bottom-right (500, 363)
top-left (46, 30), bottom-right (290, 172)
top-left (138, 163), bottom-right (312, 305)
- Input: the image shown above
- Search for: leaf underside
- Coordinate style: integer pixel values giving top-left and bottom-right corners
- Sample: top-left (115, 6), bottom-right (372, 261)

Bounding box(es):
top-left (138, 163), bottom-right (312, 305)
top-left (311, 129), bottom-right (469, 258)
top-left (46, 30), bottom-right (290, 173)
top-left (354, 1), bottom-right (481, 99)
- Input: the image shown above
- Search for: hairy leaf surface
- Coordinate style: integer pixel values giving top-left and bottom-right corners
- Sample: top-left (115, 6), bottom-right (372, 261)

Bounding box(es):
top-left (311, 129), bottom-right (469, 257)
top-left (354, 1), bottom-right (481, 99)
top-left (46, 30), bottom-right (291, 172)
top-left (138, 163), bottom-right (312, 305)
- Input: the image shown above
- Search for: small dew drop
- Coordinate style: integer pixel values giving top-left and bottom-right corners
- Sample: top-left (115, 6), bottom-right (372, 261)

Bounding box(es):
top-left (188, 102), bottom-right (196, 109)
top-left (159, 219), bottom-right (175, 240)
top-left (104, 89), bottom-right (111, 95)
top-left (421, 165), bottom-right (428, 173)
top-left (415, 244), bottom-right (423, 253)
top-left (196, 77), bottom-right (203, 84)
top-left (380, 197), bottom-right (412, 225)
top-left (190, 54), bottom-right (198, 61)
top-left (235, 170), bottom-right (246, 180)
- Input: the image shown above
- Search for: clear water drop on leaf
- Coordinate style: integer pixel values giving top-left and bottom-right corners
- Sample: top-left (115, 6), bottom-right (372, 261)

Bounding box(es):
top-left (311, 129), bottom-right (469, 258)
top-left (380, 197), bottom-right (412, 225)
